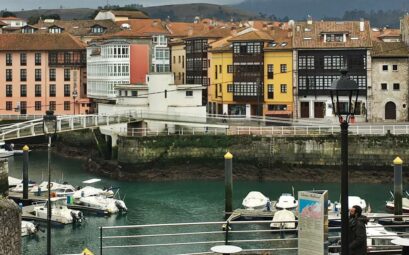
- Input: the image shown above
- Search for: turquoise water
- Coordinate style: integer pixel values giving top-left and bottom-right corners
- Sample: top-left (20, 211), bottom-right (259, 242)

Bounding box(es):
top-left (7, 151), bottom-right (397, 255)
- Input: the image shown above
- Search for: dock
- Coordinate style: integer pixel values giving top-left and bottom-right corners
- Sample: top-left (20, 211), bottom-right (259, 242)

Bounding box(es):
top-left (8, 191), bottom-right (47, 204)
top-left (226, 208), bottom-right (277, 222)
top-left (21, 204), bottom-right (65, 226)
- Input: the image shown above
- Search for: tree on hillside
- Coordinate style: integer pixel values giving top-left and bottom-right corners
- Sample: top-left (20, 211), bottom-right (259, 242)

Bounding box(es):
top-left (2, 11), bottom-right (16, 17)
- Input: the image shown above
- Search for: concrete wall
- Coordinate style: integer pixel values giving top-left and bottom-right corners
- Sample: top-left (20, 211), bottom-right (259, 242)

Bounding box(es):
top-left (117, 134), bottom-right (409, 168)
top-left (0, 199), bottom-right (21, 255)
top-left (371, 57), bottom-right (409, 122)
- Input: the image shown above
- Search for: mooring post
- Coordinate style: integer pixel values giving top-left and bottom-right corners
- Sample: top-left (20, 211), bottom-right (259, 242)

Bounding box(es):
top-left (224, 151), bottom-right (233, 216)
top-left (393, 156), bottom-right (403, 222)
top-left (22, 145), bottom-right (29, 201)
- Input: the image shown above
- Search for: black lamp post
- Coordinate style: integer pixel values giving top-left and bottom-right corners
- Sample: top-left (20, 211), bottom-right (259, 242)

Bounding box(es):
top-left (43, 110), bottom-right (57, 255)
top-left (329, 69), bottom-right (359, 255)
top-left (72, 89), bottom-right (78, 115)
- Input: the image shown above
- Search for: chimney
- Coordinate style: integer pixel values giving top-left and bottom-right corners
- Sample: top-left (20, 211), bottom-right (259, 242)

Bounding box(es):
top-left (359, 18), bottom-right (365, 32)
top-left (307, 15), bottom-right (313, 25)
top-left (188, 27), bottom-right (193, 36)
top-left (153, 20), bottom-right (158, 26)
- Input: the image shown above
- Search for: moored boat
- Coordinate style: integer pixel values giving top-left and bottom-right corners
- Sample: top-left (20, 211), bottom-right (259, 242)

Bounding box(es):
top-left (275, 193), bottom-right (298, 210)
top-left (270, 209), bottom-right (296, 229)
top-left (21, 221), bottom-right (38, 237)
top-left (242, 191), bottom-right (270, 210)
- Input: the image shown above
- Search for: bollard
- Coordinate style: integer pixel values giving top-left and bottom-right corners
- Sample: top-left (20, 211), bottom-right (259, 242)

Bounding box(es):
top-left (393, 156), bottom-right (403, 222)
top-left (224, 151), bottom-right (233, 216)
top-left (22, 145), bottom-right (29, 200)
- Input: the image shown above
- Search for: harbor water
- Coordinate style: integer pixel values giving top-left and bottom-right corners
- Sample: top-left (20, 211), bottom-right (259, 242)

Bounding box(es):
top-left (8, 151), bottom-right (399, 255)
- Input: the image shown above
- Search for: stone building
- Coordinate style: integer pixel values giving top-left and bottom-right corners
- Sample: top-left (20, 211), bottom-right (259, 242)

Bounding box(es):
top-left (370, 41), bottom-right (409, 122)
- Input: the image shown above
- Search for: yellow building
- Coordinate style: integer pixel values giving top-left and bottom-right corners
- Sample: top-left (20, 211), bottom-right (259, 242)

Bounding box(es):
top-left (169, 40), bottom-right (186, 85)
top-left (208, 30), bottom-right (293, 117)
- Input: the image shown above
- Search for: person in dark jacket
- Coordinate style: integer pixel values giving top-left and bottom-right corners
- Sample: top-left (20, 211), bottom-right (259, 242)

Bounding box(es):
top-left (349, 205), bottom-right (367, 255)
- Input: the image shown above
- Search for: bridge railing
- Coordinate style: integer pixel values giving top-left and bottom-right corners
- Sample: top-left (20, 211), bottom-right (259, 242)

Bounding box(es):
top-left (99, 215), bottom-right (409, 255)
top-left (120, 127), bottom-right (228, 137)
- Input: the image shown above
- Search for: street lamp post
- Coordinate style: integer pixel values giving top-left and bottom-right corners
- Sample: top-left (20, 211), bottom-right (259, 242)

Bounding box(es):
top-left (72, 89), bottom-right (78, 115)
top-left (43, 110), bottom-right (57, 255)
top-left (329, 69), bottom-right (359, 255)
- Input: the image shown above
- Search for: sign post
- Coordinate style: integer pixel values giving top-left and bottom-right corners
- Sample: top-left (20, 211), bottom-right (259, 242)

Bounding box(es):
top-left (298, 190), bottom-right (328, 255)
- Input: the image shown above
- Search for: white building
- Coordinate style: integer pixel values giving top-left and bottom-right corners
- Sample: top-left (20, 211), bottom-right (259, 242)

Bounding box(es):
top-left (0, 17), bottom-right (27, 28)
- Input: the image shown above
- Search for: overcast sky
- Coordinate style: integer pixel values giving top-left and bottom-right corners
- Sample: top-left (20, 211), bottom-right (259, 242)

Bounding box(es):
top-left (3, 0), bottom-right (242, 11)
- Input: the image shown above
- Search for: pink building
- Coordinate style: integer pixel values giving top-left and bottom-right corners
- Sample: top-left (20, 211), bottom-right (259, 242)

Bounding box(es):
top-left (0, 33), bottom-right (91, 115)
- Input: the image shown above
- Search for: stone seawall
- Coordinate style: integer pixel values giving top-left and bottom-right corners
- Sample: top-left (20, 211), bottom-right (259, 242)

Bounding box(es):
top-left (0, 159), bottom-right (9, 196)
top-left (118, 134), bottom-right (408, 168)
top-left (0, 199), bottom-right (21, 255)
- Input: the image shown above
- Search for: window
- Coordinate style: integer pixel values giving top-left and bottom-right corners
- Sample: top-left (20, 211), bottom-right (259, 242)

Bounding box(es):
top-left (49, 84), bottom-right (56, 97)
top-left (6, 85), bottom-right (12, 97)
top-left (64, 52), bottom-right (72, 64)
top-left (324, 55), bottom-right (344, 70)
top-left (393, 83), bottom-right (400, 90)
top-left (6, 69), bottom-right (12, 81)
top-left (49, 101), bottom-right (56, 111)
top-left (381, 83), bottom-right (387, 90)
top-left (21, 101), bottom-right (27, 113)
top-left (91, 26), bottom-right (105, 34)
top-left (6, 53), bottom-right (12, 66)
top-left (186, 90), bottom-right (193, 97)
top-left (267, 64), bottom-right (274, 79)
top-left (268, 104), bottom-right (287, 111)
top-left (280, 84), bottom-right (287, 93)
top-left (35, 53), bottom-right (41, 65)
top-left (49, 52), bottom-right (57, 64)
top-left (131, 91), bottom-right (137, 97)
top-left (64, 101), bottom-right (71, 111)
top-left (6, 101), bottom-right (12, 111)
top-left (325, 33), bottom-right (344, 42)
top-left (49, 27), bottom-right (62, 34)
top-left (64, 69), bottom-right (70, 81)
top-left (20, 69), bottom-right (26, 81)
top-left (267, 84), bottom-right (274, 99)
top-left (35, 69), bottom-right (41, 81)
top-left (182, 56), bottom-right (184, 68)
top-left (219, 65), bottom-right (222, 74)
top-left (178, 56), bottom-right (181, 63)
top-left (49, 69), bottom-right (56, 81)
top-left (20, 84), bottom-right (27, 97)
top-left (35, 84), bottom-right (41, 97)
top-left (155, 48), bottom-right (169, 60)
top-left (299, 56), bottom-right (315, 69)
top-left (64, 84), bottom-right (70, 97)
top-left (280, 64), bottom-right (287, 73)
top-left (173, 56), bottom-right (176, 64)
top-left (227, 84), bottom-right (233, 92)
top-left (393, 65), bottom-right (398, 71)
top-left (20, 53), bottom-right (27, 66)
top-left (35, 101), bottom-right (42, 111)
top-left (382, 65), bottom-right (388, 71)
top-left (227, 65), bottom-right (233, 73)
top-left (215, 65), bottom-right (218, 79)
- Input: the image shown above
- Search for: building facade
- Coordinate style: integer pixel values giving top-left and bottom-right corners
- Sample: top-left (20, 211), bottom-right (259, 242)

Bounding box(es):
top-left (293, 20), bottom-right (372, 121)
top-left (371, 41), bottom-right (409, 122)
top-left (0, 33), bottom-right (90, 115)
top-left (208, 29), bottom-right (293, 117)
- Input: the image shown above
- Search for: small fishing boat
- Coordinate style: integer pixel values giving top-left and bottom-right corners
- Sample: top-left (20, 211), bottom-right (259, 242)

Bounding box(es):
top-left (386, 191), bottom-right (409, 213)
top-left (275, 193), bottom-right (298, 210)
top-left (0, 141), bottom-right (13, 158)
top-left (73, 186), bottom-right (114, 199)
top-left (366, 221), bottom-right (398, 248)
top-left (8, 177), bottom-right (22, 187)
top-left (21, 221), bottom-right (38, 237)
top-left (29, 181), bottom-right (76, 196)
top-left (77, 196), bottom-right (127, 214)
top-left (270, 209), bottom-right (296, 229)
top-left (242, 191), bottom-right (270, 210)
top-left (25, 197), bottom-right (83, 224)
top-left (333, 196), bottom-right (367, 211)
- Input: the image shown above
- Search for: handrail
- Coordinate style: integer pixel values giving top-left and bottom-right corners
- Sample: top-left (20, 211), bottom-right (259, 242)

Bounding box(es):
top-left (99, 215), bottom-right (409, 255)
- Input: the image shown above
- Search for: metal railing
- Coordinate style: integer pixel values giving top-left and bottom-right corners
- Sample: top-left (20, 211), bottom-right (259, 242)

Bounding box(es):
top-left (231, 125), bottom-right (409, 136)
top-left (120, 127), bottom-right (228, 137)
top-left (99, 215), bottom-right (409, 255)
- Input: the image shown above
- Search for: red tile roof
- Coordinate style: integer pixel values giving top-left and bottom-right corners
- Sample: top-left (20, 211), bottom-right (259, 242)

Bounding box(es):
top-left (293, 20), bottom-right (372, 49)
top-left (372, 41), bottom-right (409, 57)
top-left (166, 22), bottom-right (209, 38)
top-left (0, 33), bottom-right (86, 51)
top-left (108, 19), bottom-right (169, 38)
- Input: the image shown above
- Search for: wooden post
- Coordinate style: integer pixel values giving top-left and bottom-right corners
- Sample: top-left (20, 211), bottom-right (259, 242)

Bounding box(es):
top-left (22, 145), bottom-right (29, 201)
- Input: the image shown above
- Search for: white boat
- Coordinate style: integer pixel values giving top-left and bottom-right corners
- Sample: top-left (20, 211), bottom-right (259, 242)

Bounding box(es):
top-left (30, 181), bottom-right (76, 196)
top-left (30, 197), bottom-right (83, 224)
top-left (275, 193), bottom-right (298, 210)
top-left (242, 191), bottom-right (270, 210)
top-left (77, 196), bottom-right (127, 214)
top-left (386, 194), bottom-right (409, 213)
top-left (334, 196), bottom-right (367, 211)
top-left (21, 221), bottom-right (38, 237)
top-left (0, 141), bottom-right (13, 158)
top-left (73, 186), bottom-right (114, 199)
top-left (10, 182), bottom-right (36, 193)
top-left (270, 209), bottom-right (296, 229)
top-left (366, 221), bottom-right (398, 248)
top-left (8, 176), bottom-right (22, 187)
